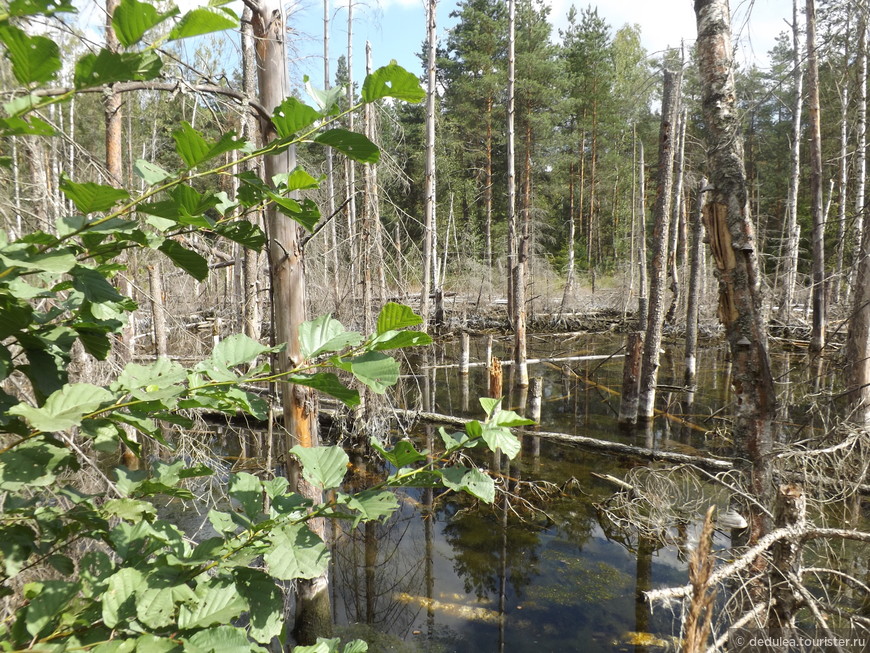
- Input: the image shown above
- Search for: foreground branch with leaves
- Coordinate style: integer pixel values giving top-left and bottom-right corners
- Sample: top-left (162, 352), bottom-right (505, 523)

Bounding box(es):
top-left (0, 1), bottom-right (529, 649)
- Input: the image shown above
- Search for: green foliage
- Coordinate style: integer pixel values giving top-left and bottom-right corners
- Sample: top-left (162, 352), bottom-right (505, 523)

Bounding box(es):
top-left (0, 2), bottom-right (523, 649)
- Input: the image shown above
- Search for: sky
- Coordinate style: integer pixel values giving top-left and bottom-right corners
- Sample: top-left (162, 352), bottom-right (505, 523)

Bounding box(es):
top-left (285, 0), bottom-right (792, 89)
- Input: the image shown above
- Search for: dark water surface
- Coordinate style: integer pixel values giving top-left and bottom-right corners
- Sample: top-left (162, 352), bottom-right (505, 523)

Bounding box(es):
top-left (326, 333), bottom-right (768, 652)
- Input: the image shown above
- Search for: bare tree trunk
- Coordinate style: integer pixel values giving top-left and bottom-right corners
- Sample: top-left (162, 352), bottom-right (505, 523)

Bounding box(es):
top-left (506, 0), bottom-right (525, 387)
top-left (684, 178), bottom-right (707, 388)
top-left (806, 0), bottom-right (826, 353)
top-left (361, 41), bottom-right (375, 334)
top-left (346, 0), bottom-right (358, 312)
top-left (148, 264), bottom-right (168, 357)
top-left (421, 0), bottom-right (437, 331)
top-left (324, 0), bottom-right (340, 311)
top-left (666, 108), bottom-right (688, 325)
top-left (637, 69), bottom-right (681, 421)
top-left (560, 161), bottom-right (576, 313)
top-left (833, 17), bottom-right (850, 306)
top-left (780, 0), bottom-right (804, 324)
top-left (637, 138), bottom-right (649, 327)
top-left (848, 15), bottom-right (868, 305)
top-left (251, 0), bottom-right (330, 642)
top-left (695, 0), bottom-right (777, 547)
top-left (241, 7), bottom-right (263, 341)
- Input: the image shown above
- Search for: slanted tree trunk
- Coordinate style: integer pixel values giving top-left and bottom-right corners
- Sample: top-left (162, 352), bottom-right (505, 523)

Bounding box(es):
top-left (637, 69), bottom-right (681, 422)
top-left (779, 0), bottom-right (804, 324)
top-left (695, 0), bottom-right (777, 547)
top-left (421, 0), bottom-right (437, 331)
top-left (806, 0), bottom-right (826, 353)
top-left (251, 0), bottom-right (331, 642)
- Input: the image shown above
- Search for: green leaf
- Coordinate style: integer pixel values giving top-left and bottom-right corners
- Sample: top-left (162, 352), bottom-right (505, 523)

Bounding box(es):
top-left (369, 330), bottom-right (432, 351)
top-left (213, 220), bottom-right (265, 250)
top-left (74, 49), bottom-right (162, 89)
top-left (361, 63), bottom-right (426, 103)
top-left (0, 524), bottom-right (37, 577)
top-left (207, 509), bottom-right (236, 535)
top-left (304, 79), bottom-right (344, 114)
top-left (0, 115), bottom-right (55, 136)
top-left (273, 168), bottom-right (320, 192)
top-left (211, 333), bottom-right (273, 368)
top-left (314, 129), bottom-right (379, 164)
top-left (177, 578), bottom-right (247, 630)
top-left (102, 498), bottom-right (157, 521)
top-left (338, 489), bottom-right (399, 525)
top-left (115, 358), bottom-right (187, 400)
top-left (102, 568), bottom-right (144, 628)
top-left (8, 0), bottom-right (76, 17)
top-left (376, 302), bottom-right (422, 334)
top-left (0, 25), bottom-right (61, 85)
top-left (479, 397), bottom-right (501, 417)
top-left (133, 634), bottom-right (180, 653)
top-left (134, 159), bottom-right (173, 185)
top-left (350, 351), bottom-right (399, 394)
top-left (369, 437), bottom-right (428, 468)
top-left (441, 466), bottom-right (495, 503)
top-left (270, 97), bottom-right (321, 138)
top-left (167, 7), bottom-right (238, 41)
top-left (158, 240), bottom-right (208, 281)
top-left (81, 418), bottom-right (121, 452)
top-left (228, 472), bottom-right (262, 519)
top-left (290, 445), bottom-right (348, 490)
top-left (185, 625), bottom-right (251, 653)
top-left (113, 0), bottom-right (177, 47)
top-left (71, 266), bottom-right (125, 303)
top-left (479, 424), bottom-right (521, 459)
top-left (0, 247), bottom-right (76, 274)
top-left (60, 176), bottom-right (130, 215)
top-left (299, 314), bottom-right (362, 359)
top-left (172, 123), bottom-right (245, 169)
top-left (25, 580), bottom-right (78, 637)
top-left (9, 383), bottom-right (113, 431)
top-left (234, 569), bottom-right (283, 643)
top-left (136, 586), bottom-right (175, 629)
top-left (264, 523), bottom-right (329, 580)
top-left (289, 372), bottom-right (360, 408)
top-left (492, 407), bottom-right (535, 427)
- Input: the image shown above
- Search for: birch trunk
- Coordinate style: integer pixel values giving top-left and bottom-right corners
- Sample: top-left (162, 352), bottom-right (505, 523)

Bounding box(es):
top-left (684, 178), bottom-right (707, 388)
top-left (806, 0), bottom-right (826, 352)
top-left (779, 0), bottom-right (804, 324)
top-left (848, 16), bottom-right (868, 305)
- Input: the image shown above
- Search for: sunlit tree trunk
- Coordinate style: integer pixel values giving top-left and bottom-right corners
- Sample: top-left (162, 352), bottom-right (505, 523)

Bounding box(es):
top-left (637, 69), bottom-right (681, 421)
top-left (848, 15), bottom-right (868, 305)
top-left (833, 14), bottom-right (850, 305)
top-left (779, 0), bottom-right (803, 324)
top-left (346, 0), bottom-right (358, 311)
top-left (421, 0), bottom-right (437, 330)
top-left (324, 0), bottom-right (340, 311)
top-left (695, 0), bottom-right (777, 546)
top-left (806, 0), bottom-right (826, 353)
top-left (560, 161), bottom-right (576, 312)
top-left (251, 0), bottom-right (331, 642)
top-left (666, 108), bottom-right (687, 325)
top-left (637, 138), bottom-right (648, 327)
top-left (684, 178), bottom-right (707, 387)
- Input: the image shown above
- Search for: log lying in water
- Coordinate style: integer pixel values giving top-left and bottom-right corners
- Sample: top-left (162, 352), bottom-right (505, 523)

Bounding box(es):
top-left (344, 406), bottom-right (733, 472)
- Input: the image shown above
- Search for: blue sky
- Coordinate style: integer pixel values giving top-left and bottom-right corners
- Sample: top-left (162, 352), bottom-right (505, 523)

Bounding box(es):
top-left (285, 0), bottom-right (789, 90)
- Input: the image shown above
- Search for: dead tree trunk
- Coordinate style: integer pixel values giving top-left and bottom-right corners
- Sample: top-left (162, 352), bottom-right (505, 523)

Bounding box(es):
top-left (637, 138), bottom-right (649, 327)
top-left (251, 0), bottom-right (330, 642)
top-left (666, 108), bottom-right (687, 326)
top-left (833, 17), bottom-right (850, 306)
top-left (421, 0), bottom-right (437, 331)
top-left (637, 68), bottom-right (681, 421)
top-left (779, 0), bottom-right (804, 324)
top-left (806, 0), bottom-right (826, 353)
top-left (848, 15), bottom-right (868, 305)
top-left (695, 0), bottom-right (778, 545)
top-left (323, 0), bottom-right (340, 311)
top-left (684, 178), bottom-right (707, 388)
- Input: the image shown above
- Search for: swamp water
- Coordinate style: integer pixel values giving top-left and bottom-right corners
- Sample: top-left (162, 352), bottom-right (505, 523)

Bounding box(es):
top-left (208, 332), bottom-right (829, 652)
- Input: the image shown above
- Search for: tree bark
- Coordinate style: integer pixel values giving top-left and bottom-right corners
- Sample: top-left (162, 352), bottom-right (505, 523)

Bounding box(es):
top-left (251, 0), bottom-right (330, 642)
top-left (684, 179), bottom-right (707, 388)
top-left (666, 108), bottom-right (687, 325)
top-left (806, 0), bottom-right (826, 353)
top-left (637, 138), bottom-right (649, 327)
top-left (849, 15), bottom-right (868, 305)
top-left (833, 15), bottom-right (850, 306)
top-left (637, 68), bottom-right (681, 421)
top-left (421, 0), bottom-right (437, 331)
top-left (694, 0), bottom-right (777, 545)
top-left (779, 0), bottom-right (804, 325)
